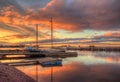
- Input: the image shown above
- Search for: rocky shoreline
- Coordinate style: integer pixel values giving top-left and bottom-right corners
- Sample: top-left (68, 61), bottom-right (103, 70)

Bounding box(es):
top-left (0, 64), bottom-right (36, 82)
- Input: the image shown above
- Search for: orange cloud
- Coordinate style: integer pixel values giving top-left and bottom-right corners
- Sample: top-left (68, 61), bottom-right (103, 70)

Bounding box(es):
top-left (1, 0), bottom-right (120, 33)
top-left (1, 0), bottom-right (120, 44)
top-left (104, 31), bottom-right (120, 37)
top-left (0, 6), bottom-right (23, 25)
top-left (23, 0), bottom-right (120, 32)
top-left (105, 32), bottom-right (113, 37)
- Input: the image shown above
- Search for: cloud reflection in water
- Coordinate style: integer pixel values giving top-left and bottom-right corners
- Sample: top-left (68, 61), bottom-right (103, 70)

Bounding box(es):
top-left (44, 63), bottom-right (120, 82)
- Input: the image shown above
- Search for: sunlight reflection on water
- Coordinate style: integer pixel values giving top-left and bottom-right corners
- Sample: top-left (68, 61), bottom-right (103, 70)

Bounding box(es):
top-left (15, 51), bottom-right (120, 82)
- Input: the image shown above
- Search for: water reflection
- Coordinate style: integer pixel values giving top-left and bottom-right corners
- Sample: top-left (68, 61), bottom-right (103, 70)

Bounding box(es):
top-left (13, 51), bottom-right (120, 82)
top-left (17, 63), bottom-right (120, 82)
top-left (36, 65), bottom-right (38, 82)
top-left (48, 63), bottom-right (120, 82)
top-left (64, 51), bottom-right (120, 64)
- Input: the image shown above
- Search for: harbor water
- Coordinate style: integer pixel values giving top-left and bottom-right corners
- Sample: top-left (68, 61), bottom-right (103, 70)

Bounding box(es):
top-left (4, 51), bottom-right (120, 82)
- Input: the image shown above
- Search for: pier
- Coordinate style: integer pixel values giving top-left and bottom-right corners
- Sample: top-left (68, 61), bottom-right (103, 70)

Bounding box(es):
top-left (46, 52), bottom-right (78, 58)
top-left (0, 49), bottom-right (78, 59)
top-left (2, 57), bottom-right (62, 67)
top-left (0, 48), bottom-right (77, 67)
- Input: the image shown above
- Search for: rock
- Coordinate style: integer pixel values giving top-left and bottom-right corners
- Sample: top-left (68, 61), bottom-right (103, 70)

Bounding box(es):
top-left (0, 64), bottom-right (36, 82)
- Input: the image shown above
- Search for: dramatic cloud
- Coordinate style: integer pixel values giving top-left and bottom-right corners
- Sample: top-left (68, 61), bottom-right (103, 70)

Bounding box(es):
top-left (93, 31), bottom-right (120, 42)
top-left (21, 31), bottom-right (120, 45)
top-left (1, 0), bottom-right (120, 32)
top-left (76, 31), bottom-right (120, 45)
top-left (0, 0), bottom-right (120, 44)
top-left (0, 0), bottom-right (24, 13)
top-left (17, 0), bottom-right (50, 9)
top-left (25, 0), bottom-right (120, 32)
top-left (39, 38), bottom-right (85, 43)
top-left (0, 0), bottom-right (50, 43)
top-left (0, 0), bottom-right (26, 36)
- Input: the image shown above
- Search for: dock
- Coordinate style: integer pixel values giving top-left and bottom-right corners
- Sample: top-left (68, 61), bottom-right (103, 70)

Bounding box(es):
top-left (2, 57), bottom-right (62, 67)
top-left (0, 50), bottom-right (78, 59)
top-left (46, 52), bottom-right (78, 58)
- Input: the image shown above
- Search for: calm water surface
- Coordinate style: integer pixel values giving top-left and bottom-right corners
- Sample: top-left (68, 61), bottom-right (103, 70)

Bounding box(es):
top-left (15, 51), bottom-right (120, 82)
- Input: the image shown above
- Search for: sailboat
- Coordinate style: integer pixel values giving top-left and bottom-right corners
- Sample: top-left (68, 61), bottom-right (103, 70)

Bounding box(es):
top-left (25, 18), bottom-right (77, 57)
top-left (24, 24), bottom-right (49, 57)
top-left (47, 17), bottom-right (66, 53)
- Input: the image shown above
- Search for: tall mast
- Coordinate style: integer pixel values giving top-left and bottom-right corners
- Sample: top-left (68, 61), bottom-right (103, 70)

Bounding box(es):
top-left (36, 24), bottom-right (39, 49)
top-left (50, 17), bottom-right (53, 48)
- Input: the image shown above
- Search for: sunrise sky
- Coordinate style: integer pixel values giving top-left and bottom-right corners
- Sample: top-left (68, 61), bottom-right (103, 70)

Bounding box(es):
top-left (0, 0), bottom-right (120, 46)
